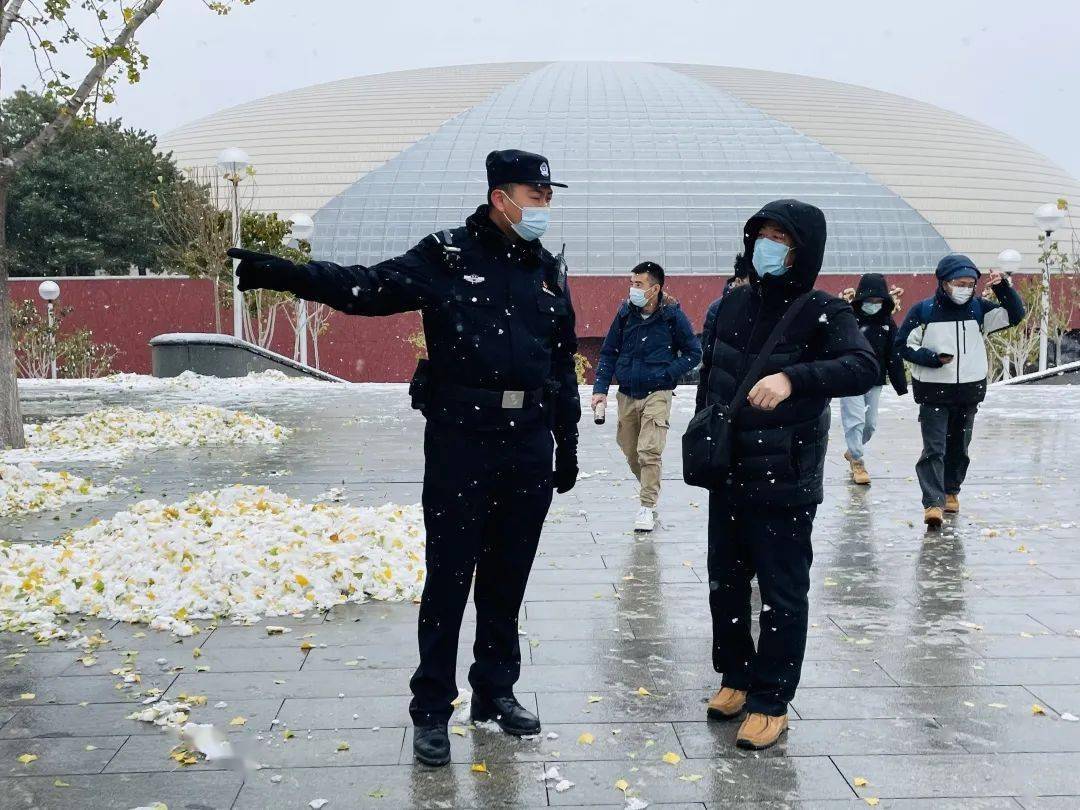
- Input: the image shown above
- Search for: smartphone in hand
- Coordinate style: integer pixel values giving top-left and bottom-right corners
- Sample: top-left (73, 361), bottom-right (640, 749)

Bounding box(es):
top-left (938, 353), bottom-right (955, 364)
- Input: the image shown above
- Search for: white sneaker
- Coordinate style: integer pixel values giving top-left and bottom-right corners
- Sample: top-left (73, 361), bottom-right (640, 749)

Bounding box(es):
top-left (634, 506), bottom-right (655, 532)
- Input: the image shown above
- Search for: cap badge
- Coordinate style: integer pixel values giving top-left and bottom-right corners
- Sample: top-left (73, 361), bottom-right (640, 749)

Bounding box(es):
top-left (539, 162), bottom-right (550, 177)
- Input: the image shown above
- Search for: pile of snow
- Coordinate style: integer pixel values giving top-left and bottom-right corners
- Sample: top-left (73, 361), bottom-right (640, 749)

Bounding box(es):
top-left (0, 463), bottom-right (109, 517)
top-left (0, 485), bottom-right (425, 642)
top-left (8, 404), bottom-right (289, 463)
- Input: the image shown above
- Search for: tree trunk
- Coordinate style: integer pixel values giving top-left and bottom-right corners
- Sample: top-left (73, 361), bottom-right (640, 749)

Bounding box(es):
top-left (0, 179), bottom-right (27, 449)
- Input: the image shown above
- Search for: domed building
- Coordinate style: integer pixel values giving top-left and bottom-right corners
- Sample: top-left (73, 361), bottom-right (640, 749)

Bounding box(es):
top-left (160, 62), bottom-right (1080, 380)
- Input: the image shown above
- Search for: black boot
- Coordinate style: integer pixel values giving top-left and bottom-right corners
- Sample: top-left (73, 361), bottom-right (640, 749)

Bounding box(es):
top-left (470, 694), bottom-right (541, 736)
top-left (413, 723), bottom-right (450, 766)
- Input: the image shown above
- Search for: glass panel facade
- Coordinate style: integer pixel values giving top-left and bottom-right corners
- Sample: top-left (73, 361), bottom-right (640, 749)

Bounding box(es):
top-left (311, 62), bottom-right (951, 275)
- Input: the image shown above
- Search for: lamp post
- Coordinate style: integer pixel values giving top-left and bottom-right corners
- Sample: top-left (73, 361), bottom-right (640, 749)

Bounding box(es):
top-left (217, 147), bottom-right (251, 340)
top-left (1033, 203), bottom-right (1067, 371)
top-left (996, 249), bottom-right (1022, 379)
top-left (37, 280), bottom-right (60, 379)
top-left (287, 213), bottom-right (315, 365)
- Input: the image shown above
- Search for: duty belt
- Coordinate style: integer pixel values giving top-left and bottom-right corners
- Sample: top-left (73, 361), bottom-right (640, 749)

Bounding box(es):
top-left (440, 383), bottom-right (545, 410)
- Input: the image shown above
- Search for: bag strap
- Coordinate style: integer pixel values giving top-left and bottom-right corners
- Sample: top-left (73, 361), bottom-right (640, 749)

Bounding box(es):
top-left (728, 291), bottom-right (814, 413)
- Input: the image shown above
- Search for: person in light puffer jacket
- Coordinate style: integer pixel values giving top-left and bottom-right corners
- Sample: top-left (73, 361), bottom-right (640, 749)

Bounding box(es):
top-left (894, 254), bottom-right (1025, 527)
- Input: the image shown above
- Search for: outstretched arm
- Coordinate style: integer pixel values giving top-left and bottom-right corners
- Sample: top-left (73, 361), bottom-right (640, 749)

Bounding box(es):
top-left (230, 234), bottom-right (445, 316)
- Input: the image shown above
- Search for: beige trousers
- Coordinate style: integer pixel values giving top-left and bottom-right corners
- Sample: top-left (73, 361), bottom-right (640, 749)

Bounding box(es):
top-left (615, 389), bottom-right (673, 508)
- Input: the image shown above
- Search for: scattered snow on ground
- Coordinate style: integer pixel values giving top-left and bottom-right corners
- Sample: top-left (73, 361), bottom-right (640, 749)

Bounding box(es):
top-left (0, 463), bottom-right (109, 517)
top-left (0, 485), bottom-right (425, 642)
top-left (5, 404), bottom-right (289, 464)
top-left (19, 369), bottom-right (327, 391)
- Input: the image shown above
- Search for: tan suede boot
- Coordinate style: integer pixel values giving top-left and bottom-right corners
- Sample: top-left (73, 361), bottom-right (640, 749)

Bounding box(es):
top-left (924, 506), bottom-right (944, 528)
top-left (735, 712), bottom-right (789, 750)
top-left (945, 494), bottom-right (960, 514)
top-left (844, 451), bottom-right (871, 485)
top-left (706, 687), bottom-right (747, 721)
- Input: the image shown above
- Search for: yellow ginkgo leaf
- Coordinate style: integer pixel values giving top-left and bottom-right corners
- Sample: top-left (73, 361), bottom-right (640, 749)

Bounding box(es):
top-left (295, 573), bottom-right (310, 587)
top-left (865, 799), bottom-right (880, 807)
top-left (336, 741), bottom-right (350, 752)
top-left (635, 687), bottom-right (651, 697)
top-left (577, 732), bottom-right (595, 745)
top-left (53, 779), bottom-right (70, 787)
top-left (614, 779), bottom-right (629, 792)
top-left (471, 762), bottom-right (488, 773)
top-left (17, 754), bottom-right (38, 764)
top-left (229, 716), bottom-right (246, 726)
top-left (19, 693), bottom-right (34, 700)
top-left (450, 726), bottom-right (467, 737)
top-left (662, 751), bottom-right (681, 765)
top-left (587, 695), bottom-right (603, 703)
top-left (853, 777), bottom-right (869, 787)
top-left (679, 774), bottom-right (703, 782)
top-left (1033, 704), bottom-right (1047, 715)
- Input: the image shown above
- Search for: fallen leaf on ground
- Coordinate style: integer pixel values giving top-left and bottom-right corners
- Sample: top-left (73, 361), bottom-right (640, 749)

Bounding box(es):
top-left (853, 777), bottom-right (869, 787)
top-left (1033, 704), bottom-right (1047, 715)
top-left (229, 716), bottom-right (246, 726)
top-left (450, 726), bottom-right (467, 737)
top-left (587, 695), bottom-right (603, 703)
top-left (578, 732), bottom-right (595, 745)
top-left (471, 762), bottom-right (488, 773)
top-left (679, 774), bottom-right (703, 782)
top-left (662, 751), bottom-right (681, 765)
top-left (614, 778), bottom-right (629, 792)
top-left (17, 753), bottom-right (38, 764)
top-left (635, 687), bottom-right (651, 696)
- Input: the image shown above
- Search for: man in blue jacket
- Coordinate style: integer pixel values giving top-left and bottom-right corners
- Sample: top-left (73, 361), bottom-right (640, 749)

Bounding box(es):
top-left (591, 262), bottom-right (702, 532)
top-left (895, 254), bottom-right (1025, 527)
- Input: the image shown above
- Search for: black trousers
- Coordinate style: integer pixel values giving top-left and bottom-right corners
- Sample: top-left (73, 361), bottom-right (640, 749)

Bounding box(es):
top-left (707, 487), bottom-right (816, 716)
top-left (409, 421), bottom-right (554, 726)
top-left (916, 403), bottom-right (978, 508)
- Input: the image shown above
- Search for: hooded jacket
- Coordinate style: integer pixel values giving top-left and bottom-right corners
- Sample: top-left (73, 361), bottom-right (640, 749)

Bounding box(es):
top-left (593, 295), bottom-right (702, 400)
top-left (696, 199), bottom-right (879, 506)
top-left (851, 273), bottom-right (907, 396)
top-left (895, 254), bottom-right (1025, 405)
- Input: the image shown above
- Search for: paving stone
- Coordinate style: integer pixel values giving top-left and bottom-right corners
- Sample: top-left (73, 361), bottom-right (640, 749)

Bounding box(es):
top-left (0, 735), bottom-right (125, 776)
top-left (234, 762), bottom-right (548, 809)
top-left (0, 771), bottom-right (243, 809)
top-left (831, 752), bottom-right (1080, 799)
top-left (791, 686), bottom-right (1051, 720)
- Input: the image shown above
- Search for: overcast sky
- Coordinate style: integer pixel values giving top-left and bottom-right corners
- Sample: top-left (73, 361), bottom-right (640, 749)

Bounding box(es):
top-left (5, 0), bottom-right (1080, 178)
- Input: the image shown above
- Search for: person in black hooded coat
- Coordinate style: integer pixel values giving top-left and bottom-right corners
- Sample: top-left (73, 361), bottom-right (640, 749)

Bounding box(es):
top-left (838, 273), bottom-right (908, 485)
top-left (695, 199), bottom-right (878, 750)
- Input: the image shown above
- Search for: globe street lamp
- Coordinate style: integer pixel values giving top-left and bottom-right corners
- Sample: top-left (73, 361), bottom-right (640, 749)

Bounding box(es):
top-left (217, 147), bottom-right (251, 340)
top-left (286, 213), bottom-right (315, 365)
top-left (1033, 203), bottom-right (1068, 372)
top-left (37, 280), bottom-right (60, 379)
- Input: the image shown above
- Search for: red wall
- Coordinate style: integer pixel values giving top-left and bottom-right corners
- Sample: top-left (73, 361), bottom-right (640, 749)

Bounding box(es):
top-left (12, 277), bottom-right (217, 374)
top-left (11, 273), bottom-right (1073, 382)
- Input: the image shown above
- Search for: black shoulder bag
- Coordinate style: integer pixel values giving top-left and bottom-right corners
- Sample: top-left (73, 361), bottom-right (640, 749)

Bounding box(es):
top-left (682, 292), bottom-right (812, 489)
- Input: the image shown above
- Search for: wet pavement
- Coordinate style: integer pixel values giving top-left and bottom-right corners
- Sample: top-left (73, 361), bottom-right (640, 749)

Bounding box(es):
top-left (2, 380), bottom-right (1080, 809)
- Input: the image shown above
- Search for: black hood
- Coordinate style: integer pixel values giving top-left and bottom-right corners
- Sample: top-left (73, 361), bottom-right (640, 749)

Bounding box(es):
top-left (852, 273), bottom-right (895, 320)
top-left (743, 199), bottom-right (827, 296)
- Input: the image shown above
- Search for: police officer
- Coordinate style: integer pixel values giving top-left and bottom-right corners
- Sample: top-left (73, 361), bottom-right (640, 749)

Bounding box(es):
top-left (228, 149), bottom-right (581, 767)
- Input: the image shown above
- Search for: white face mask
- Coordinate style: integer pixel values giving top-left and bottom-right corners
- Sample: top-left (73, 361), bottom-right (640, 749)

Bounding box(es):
top-left (861, 302), bottom-right (883, 316)
top-left (948, 286), bottom-right (974, 305)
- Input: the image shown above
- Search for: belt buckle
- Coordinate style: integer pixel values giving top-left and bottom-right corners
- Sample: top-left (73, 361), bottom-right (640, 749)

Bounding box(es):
top-left (501, 390), bottom-right (525, 409)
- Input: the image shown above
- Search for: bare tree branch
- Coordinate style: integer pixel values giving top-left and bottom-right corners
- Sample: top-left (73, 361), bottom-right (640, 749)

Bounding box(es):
top-left (3, 0), bottom-right (166, 176)
top-left (0, 0), bottom-right (26, 48)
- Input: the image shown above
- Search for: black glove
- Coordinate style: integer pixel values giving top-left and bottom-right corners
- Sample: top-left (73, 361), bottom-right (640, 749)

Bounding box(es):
top-left (553, 446), bottom-right (578, 494)
top-left (227, 248), bottom-right (299, 293)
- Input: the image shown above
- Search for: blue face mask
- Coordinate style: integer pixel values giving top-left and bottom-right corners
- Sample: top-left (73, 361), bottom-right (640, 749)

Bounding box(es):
top-left (862, 302), bottom-right (883, 315)
top-left (628, 287), bottom-right (649, 307)
top-left (502, 193), bottom-right (550, 241)
top-left (752, 237), bottom-right (791, 277)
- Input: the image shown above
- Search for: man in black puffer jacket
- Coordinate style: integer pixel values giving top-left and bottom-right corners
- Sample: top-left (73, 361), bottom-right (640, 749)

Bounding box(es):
top-left (695, 199), bottom-right (878, 750)
top-left (839, 273), bottom-right (908, 485)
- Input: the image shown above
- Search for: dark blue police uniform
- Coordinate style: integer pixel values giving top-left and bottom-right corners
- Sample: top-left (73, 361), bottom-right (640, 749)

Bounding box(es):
top-left (228, 150), bottom-right (580, 760)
